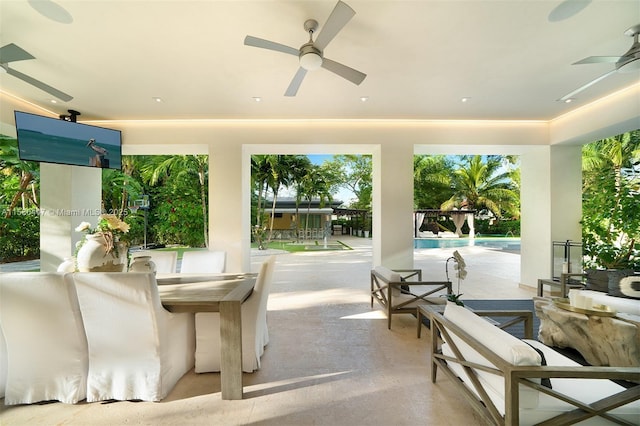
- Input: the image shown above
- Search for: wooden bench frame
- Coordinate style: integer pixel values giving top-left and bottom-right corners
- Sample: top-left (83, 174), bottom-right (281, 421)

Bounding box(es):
top-left (370, 268), bottom-right (451, 329)
top-left (427, 308), bottom-right (640, 425)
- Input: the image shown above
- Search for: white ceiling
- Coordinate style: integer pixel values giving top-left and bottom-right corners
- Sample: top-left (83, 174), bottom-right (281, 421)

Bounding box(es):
top-left (1, 0), bottom-right (639, 122)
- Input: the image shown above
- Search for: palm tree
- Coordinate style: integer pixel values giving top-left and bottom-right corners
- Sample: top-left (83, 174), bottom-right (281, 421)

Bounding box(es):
top-left (582, 131), bottom-right (640, 269)
top-left (251, 155), bottom-right (273, 227)
top-left (441, 155), bottom-right (518, 218)
top-left (261, 155), bottom-right (294, 242)
top-left (287, 156), bottom-right (313, 241)
top-left (301, 165), bottom-right (333, 237)
top-left (413, 155), bottom-right (453, 209)
top-left (142, 155), bottom-right (209, 247)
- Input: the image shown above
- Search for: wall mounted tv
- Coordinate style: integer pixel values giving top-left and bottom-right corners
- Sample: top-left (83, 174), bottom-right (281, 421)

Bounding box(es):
top-left (14, 111), bottom-right (122, 170)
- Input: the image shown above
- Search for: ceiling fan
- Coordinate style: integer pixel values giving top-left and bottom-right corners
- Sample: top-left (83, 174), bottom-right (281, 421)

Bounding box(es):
top-left (244, 0), bottom-right (366, 97)
top-left (0, 43), bottom-right (73, 102)
top-left (559, 24), bottom-right (640, 102)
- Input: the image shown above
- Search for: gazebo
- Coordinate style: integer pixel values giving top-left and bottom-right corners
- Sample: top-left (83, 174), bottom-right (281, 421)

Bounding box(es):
top-left (414, 209), bottom-right (476, 238)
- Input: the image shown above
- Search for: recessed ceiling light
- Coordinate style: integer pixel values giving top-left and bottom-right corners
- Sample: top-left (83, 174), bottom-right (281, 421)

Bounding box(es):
top-left (564, 98), bottom-right (574, 103)
top-left (252, 97), bottom-right (262, 102)
top-left (152, 97), bottom-right (163, 103)
top-left (360, 96), bottom-right (369, 102)
top-left (50, 99), bottom-right (58, 104)
top-left (461, 97), bottom-right (471, 103)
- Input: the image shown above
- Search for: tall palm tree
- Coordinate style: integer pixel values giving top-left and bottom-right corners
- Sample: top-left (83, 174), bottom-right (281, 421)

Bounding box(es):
top-left (287, 156), bottom-right (313, 241)
top-left (301, 165), bottom-right (333, 236)
top-left (142, 155), bottom-right (209, 247)
top-left (441, 155), bottom-right (518, 218)
top-left (251, 155), bottom-right (273, 227)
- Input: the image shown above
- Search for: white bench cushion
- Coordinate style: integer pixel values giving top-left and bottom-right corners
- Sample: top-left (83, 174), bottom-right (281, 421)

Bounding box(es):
top-left (373, 266), bottom-right (401, 283)
top-left (443, 302), bottom-right (542, 411)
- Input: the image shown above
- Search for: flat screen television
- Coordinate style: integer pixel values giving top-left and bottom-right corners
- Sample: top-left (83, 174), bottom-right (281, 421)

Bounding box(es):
top-left (14, 110), bottom-right (122, 170)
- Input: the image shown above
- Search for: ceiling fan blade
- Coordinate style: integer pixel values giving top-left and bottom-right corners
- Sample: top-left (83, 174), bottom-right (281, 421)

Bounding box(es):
top-left (285, 67), bottom-right (308, 97)
top-left (314, 1), bottom-right (356, 51)
top-left (321, 58), bottom-right (366, 85)
top-left (4, 66), bottom-right (73, 101)
top-left (558, 69), bottom-right (618, 101)
top-left (0, 43), bottom-right (35, 63)
top-left (244, 36), bottom-right (299, 56)
top-left (573, 56), bottom-right (622, 65)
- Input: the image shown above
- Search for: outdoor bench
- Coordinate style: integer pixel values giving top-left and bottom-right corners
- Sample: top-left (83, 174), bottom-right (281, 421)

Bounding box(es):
top-left (370, 265), bottom-right (451, 329)
top-left (427, 302), bottom-right (640, 425)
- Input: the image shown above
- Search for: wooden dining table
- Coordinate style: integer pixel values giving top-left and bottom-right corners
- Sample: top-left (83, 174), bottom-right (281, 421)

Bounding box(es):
top-left (156, 273), bottom-right (257, 400)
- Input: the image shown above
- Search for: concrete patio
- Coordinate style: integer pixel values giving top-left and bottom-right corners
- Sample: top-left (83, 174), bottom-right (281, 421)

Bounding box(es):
top-left (0, 235), bottom-right (533, 425)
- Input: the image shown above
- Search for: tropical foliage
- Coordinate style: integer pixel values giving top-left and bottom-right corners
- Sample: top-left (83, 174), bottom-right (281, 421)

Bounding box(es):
top-left (582, 130), bottom-right (640, 270)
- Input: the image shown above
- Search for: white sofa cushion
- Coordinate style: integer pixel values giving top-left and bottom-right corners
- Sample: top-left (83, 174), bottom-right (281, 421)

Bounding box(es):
top-left (580, 290), bottom-right (640, 315)
top-left (443, 302), bottom-right (542, 411)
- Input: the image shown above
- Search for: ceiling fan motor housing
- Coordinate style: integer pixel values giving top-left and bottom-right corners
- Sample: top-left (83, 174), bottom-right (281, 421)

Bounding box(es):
top-left (299, 43), bottom-right (323, 70)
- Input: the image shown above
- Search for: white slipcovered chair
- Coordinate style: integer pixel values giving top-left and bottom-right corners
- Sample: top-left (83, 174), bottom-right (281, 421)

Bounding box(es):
top-left (195, 255), bottom-right (276, 373)
top-left (180, 250), bottom-right (226, 273)
top-left (132, 249), bottom-right (178, 274)
top-left (0, 272), bottom-right (88, 405)
top-left (71, 272), bottom-right (195, 402)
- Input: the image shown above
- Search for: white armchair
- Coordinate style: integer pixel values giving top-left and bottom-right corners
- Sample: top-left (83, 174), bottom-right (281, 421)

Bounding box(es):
top-left (180, 250), bottom-right (226, 273)
top-left (132, 249), bottom-right (178, 273)
top-left (72, 272), bottom-right (195, 402)
top-left (195, 255), bottom-right (276, 373)
top-left (0, 272), bottom-right (88, 405)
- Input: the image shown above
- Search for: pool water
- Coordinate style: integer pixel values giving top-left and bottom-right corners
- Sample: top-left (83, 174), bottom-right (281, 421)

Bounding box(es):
top-left (414, 237), bottom-right (521, 251)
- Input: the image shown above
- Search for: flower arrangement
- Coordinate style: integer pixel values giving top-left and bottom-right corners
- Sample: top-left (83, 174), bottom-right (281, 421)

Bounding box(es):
top-left (445, 250), bottom-right (468, 306)
top-left (75, 214), bottom-right (130, 256)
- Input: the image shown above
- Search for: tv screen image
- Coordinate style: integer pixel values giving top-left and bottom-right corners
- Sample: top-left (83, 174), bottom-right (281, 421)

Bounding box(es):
top-left (14, 111), bottom-right (122, 170)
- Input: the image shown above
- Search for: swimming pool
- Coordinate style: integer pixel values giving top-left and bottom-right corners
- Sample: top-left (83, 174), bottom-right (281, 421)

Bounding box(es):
top-left (414, 237), bottom-right (521, 251)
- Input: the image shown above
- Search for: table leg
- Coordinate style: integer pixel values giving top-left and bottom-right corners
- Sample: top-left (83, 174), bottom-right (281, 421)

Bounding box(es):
top-left (219, 299), bottom-right (243, 400)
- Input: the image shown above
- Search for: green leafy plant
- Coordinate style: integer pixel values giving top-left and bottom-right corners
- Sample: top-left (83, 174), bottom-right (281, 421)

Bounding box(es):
top-left (582, 132), bottom-right (640, 271)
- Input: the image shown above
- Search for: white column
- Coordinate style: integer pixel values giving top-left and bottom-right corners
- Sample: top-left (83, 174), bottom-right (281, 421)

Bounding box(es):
top-left (374, 143), bottom-right (414, 269)
top-left (550, 145), bottom-right (582, 243)
top-left (209, 142), bottom-right (246, 272)
top-left (520, 147), bottom-right (552, 289)
top-left (40, 164), bottom-right (102, 272)
top-left (519, 145), bottom-right (582, 288)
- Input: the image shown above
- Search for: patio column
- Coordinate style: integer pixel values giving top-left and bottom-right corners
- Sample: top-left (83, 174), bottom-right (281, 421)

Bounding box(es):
top-left (39, 164), bottom-right (101, 272)
top-left (373, 142), bottom-right (414, 269)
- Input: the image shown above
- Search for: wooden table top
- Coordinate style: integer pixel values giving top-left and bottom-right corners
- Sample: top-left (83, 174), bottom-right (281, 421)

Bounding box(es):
top-left (158, 276), bottom-right (256, 313)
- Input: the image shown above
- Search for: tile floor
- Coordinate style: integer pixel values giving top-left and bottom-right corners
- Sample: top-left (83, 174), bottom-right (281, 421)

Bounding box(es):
top-left (0, 236), bottom-right (534, 425)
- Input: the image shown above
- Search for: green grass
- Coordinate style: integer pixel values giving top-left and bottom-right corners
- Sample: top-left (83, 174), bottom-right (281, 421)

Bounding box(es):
top-left (250, 240), bottom-right (352, 253)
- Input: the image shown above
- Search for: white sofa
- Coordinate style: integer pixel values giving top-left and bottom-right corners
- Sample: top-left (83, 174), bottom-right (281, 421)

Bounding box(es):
top-left (428, 302), bottom-right (640, 425)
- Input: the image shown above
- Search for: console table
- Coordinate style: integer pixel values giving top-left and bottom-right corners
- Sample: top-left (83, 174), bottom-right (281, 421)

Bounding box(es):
top-left (534, 297), bottom-right (640, 367)
top-left (537, 272), bottom-right (585, 298)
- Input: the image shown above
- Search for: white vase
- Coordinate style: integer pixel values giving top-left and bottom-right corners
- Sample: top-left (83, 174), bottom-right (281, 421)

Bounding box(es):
top-left (76, 233), bottom-right (127, 272)
top-left (57, 257), bottom-right (76, 273)
top-left (129, 256), bottom-right (157, 274)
